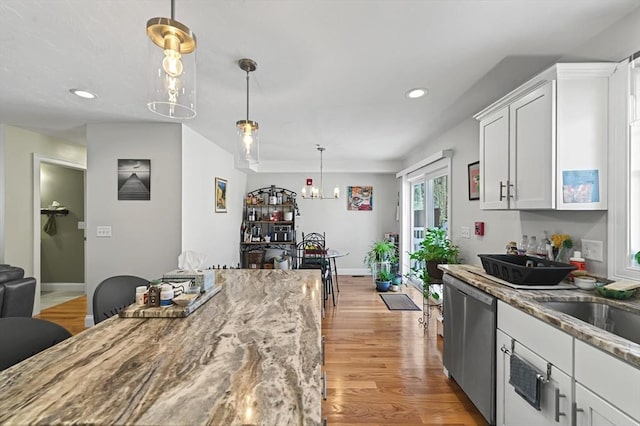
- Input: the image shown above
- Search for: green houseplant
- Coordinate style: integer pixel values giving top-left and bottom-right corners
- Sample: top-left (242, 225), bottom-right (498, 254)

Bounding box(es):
top-left (364, 240), bottom-right (398, 284)
top-left (375, 269), bottom-right (394, 292)
top-left (407, 227), bottom-right (459, 302)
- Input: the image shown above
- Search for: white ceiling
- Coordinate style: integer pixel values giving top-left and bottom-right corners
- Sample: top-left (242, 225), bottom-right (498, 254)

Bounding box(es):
top-left (1, 0), bottom-right (638, 172)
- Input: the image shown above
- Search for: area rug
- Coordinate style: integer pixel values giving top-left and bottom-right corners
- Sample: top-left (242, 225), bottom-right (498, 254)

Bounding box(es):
top-left (379, 294), bottom-right (421, 311)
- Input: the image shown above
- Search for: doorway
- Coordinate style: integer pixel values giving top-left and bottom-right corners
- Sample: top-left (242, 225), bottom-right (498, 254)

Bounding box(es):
top-left (32, 156), bottom-right (86, 314)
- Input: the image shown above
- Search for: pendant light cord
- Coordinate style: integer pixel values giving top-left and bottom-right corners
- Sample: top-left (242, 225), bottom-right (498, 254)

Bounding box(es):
top-left (171, 0), bottom-right (175, 20)
top-left (246, 71), bottom-right (250, 122)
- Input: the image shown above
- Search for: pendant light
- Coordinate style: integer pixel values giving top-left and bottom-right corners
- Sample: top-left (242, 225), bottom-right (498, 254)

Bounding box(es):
top-left (146, 0), bottom-right (197, 119)
top-left (631, 50), bottom-right (640, 126)
top-left (236, 58), bottom-right (259, 165)
top-left (301, 145), bottom-right (340, 199)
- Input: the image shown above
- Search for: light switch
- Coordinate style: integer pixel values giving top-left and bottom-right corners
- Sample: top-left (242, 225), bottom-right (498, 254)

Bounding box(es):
top-left (97, 226), bottom-right (112, 237)
top-left (582, 239), bottom-right (603, 262)
top-left (460, 226), bottom-right (471, 239)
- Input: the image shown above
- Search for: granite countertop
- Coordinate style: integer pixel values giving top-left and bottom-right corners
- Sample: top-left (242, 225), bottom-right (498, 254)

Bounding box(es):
top-left (441, 264), bottom-right (640, 368)
top-left (0, 269), bottom-right (323, 425)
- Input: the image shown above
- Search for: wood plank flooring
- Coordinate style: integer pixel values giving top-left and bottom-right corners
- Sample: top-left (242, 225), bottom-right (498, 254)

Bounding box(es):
top-left (36, 276), bottom-right (487, 425)
top-left (323, 275), bottom-right (487, 425)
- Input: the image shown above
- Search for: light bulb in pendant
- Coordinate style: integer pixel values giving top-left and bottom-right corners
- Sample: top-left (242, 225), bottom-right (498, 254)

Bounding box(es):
top-left (162, 34), bottom-right (183, 77)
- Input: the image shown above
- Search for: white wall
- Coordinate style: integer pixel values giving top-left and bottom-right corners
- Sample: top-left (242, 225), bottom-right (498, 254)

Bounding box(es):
top-left (86, 123), bottom-right (182, 320)
top-left (1, 125), bottom-right (86, 275)
top-left (247, 172), bottom-right (399, 274)
top-left (181, 126), bottom-right (247, 268)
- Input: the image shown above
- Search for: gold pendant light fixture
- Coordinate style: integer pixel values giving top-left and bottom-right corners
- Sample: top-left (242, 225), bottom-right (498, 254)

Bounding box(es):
top-left (146, 0), bottom-right (197, 119)
top-left (236, 58), bottom-right (259, 166)
top-left (301, 145), bottom-right (340, 199)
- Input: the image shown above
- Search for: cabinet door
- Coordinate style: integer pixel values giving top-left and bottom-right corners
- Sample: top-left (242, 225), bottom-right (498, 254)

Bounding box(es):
top-left (496, 330), bottom-right (572, 426)
top-left (479, 107), bottom-right (510, 209)
top-left (575, 383), bottom-right (640, 426)
top-left (509, 82), bottom-right (555, 209)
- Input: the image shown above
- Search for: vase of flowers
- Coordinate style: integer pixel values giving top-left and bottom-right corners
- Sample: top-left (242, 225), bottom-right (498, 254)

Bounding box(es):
top-left (551, 233), bottom-right (573, 263)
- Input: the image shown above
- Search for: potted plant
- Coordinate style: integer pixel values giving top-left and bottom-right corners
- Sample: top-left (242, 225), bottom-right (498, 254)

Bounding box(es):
top-left (407, 227), bottom-right (459, 303)
top-left (364, 240), bottom-right (398, 285)
top-left (375, 269), bottom-right (395, 292)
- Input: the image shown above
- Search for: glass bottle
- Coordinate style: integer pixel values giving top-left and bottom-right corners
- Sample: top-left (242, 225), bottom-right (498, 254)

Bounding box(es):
top-left (526, 235), bottom-right (537, 256)
top-left (518, 235), bottom-right (528, 255)
top-left (536, 237), bottom-right (548, 259)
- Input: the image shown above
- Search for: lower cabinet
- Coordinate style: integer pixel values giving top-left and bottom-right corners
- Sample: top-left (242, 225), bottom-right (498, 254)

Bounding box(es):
top-left (575, 383), bottom-right (640, 426)
top-left (496, 330), bottom-right (572, 426)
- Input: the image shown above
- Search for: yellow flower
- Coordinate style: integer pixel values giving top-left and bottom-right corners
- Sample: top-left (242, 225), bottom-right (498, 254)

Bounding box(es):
top-left (551, 234), bottom-right (572, 249)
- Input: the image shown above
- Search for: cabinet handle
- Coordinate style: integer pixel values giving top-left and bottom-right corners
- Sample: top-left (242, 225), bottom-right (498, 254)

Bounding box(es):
top-left (499, 181), bottom-right (507, 200)
top-left (572, 402), bottom-right (584, 422)
top-left (322, 336), bottom-right (326, 365)
top-left (554, 388), bottom-right (566, 422)
top-left (508, 182), bottom-right (515, 200)
top-left (322, 371), bottom-right (327, 400)
top-left (322, 417), bottom-right (327, 426)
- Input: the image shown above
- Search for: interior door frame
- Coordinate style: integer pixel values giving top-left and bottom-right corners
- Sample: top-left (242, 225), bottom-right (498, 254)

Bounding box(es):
top-left (32, 154), bottom-right (86, 315)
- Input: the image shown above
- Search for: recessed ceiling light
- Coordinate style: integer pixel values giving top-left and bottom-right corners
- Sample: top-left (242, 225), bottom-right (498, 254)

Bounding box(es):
top-left (406, 88), bottom-right (428, 99)
top-left (69, 89), bottom-right (96, 99)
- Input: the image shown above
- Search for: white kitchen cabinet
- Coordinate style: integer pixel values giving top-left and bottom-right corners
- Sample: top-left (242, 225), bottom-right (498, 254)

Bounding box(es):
top-left (496, 303), bottom-right (572, 426)
top-left (575, 383), bottom-right (640, 426)
top-left (574, 339), bottom-right (640, 424)
top-left (475, 63), bottom-right (615, 210)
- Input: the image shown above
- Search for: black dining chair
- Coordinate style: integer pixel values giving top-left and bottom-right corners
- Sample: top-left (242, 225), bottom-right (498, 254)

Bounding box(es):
top-left (92, 275), bottom-right (149, 324)
top-left (0, 317), bottom-right (71, 371)
top-left (296, 240), bottom-right (335, 307)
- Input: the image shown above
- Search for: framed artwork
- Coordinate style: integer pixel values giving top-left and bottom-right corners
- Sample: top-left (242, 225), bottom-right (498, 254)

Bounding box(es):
top-left (117, 159), bottom-right (150, 201)
top-left (468, 161), bottom-right (480, 201)
top-left (347, 186), bottom-right (373, 211)
top-left (215, 177), bottom-right (228, 213)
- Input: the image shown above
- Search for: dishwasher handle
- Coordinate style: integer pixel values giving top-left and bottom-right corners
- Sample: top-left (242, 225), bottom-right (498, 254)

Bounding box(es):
top-left (444, 274), bottom-right (495, 306)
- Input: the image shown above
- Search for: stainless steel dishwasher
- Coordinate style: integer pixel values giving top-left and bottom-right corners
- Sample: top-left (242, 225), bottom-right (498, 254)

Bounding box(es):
top-left (443, 273), bottom-right (496, 425)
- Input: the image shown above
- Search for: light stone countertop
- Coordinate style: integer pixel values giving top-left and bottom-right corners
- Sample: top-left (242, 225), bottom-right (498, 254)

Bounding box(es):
top-left (0, 269), bottom-right (323, 425)
top-left (441, 264), bottom-right (640, 368)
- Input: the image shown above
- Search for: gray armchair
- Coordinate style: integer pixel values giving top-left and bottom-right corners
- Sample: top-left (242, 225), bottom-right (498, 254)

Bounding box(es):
top-left (0, 265), bottom-right (36, 318)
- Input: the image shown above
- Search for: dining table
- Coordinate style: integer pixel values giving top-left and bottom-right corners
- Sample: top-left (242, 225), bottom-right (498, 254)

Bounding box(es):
top-left (326, 249), bottom-right (349, 291)
top-left (0, 269), bottom-right (323, 425)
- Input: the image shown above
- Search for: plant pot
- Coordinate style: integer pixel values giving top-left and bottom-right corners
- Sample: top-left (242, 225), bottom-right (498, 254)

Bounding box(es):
top-left (391, 275), bottom-right (402, 285)
top-left (389, 284), bottom-right (399, 292)
top-left (375, 280), bottom-right (391, 292)
top-left (426, 260), bottom-right (445, 282)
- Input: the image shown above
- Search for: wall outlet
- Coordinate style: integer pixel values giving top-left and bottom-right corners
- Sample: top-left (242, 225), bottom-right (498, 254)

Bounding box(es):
top-left (582, 239), bottom-right (603, 262)
top-left (96, 226), bottom-right (112, 237)
top-left (460, 226), bottom-right (471, 239)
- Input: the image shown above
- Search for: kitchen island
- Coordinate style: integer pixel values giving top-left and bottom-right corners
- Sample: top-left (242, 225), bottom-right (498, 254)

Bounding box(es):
top-left (0, 269), bottom-right (323, 425)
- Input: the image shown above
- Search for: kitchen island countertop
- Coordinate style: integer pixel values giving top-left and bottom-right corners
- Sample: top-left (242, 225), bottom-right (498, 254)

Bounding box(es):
top-left (0, 269), bottom-right (323, 425)
top-left (441, 264), bottom-right (640, 368)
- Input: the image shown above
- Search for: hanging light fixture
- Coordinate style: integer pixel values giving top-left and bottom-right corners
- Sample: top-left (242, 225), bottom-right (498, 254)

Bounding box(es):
top-left (301, 145), bottom-right (340, 199)
top-left (630, 50), bottom-right (640, 126)
top-left (236, 58), bottom-right (259, 165)
top-left (146, 0), bottom-right (197, 119)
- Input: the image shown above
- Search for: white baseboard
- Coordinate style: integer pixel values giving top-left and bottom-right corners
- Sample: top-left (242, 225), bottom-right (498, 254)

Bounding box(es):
top-left (84, 315), bottom-right (95, 328)
top-left (41, 282), bottom-right (85, 292)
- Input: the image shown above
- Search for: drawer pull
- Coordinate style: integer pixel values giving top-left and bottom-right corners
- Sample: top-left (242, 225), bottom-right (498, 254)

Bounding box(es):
top-left (499, 181), bottom-right (506, 201)
top-left (554, 388), bottom-right (566, 422)
top-left (322, 371), bottom-right (327, 400)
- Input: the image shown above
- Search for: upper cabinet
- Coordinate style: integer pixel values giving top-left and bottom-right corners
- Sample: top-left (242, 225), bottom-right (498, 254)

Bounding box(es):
top-left (474, 63), bottom-right (616, 210)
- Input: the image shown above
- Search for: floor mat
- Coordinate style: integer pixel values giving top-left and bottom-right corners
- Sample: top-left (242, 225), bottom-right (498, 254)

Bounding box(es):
top-left (379, 293), bottom-right (421, 311)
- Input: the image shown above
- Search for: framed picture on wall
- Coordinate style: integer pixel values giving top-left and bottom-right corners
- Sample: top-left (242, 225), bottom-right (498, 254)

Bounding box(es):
top-left (215, 177), bottom-right (228, 213)
top-left (468, 161), bottom-right (480, 201)
top-left (347, 186), bottom-right (373, 211)
top-left (117, 159), bottom-right (150, 201)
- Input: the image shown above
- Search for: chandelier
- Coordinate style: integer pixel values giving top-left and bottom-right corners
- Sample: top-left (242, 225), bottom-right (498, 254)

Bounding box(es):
top-left (301, 145), bottom-right (340, 199)
top-left (236, 58), bottom-right (259, 165)
top-left (146, 0), bottom-right (197, 119)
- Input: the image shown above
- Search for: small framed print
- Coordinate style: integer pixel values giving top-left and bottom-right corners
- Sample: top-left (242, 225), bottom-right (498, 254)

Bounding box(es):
top-left (215, 177), bottom-right (228, 213)
top-left (468, 161), bottom-right (480, 201)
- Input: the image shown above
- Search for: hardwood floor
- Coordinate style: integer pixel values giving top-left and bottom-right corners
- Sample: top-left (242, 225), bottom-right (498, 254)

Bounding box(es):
top-left (35, 295), bottom-right (87, 336)
top-left (323, 275), bottom-right (487, 425)
top-left (36, 277), bottom-right (487, 425)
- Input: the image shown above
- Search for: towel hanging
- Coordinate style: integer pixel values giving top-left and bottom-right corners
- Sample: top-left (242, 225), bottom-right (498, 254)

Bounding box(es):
top-left (509, 354), bottom-right (542, 410)
top-left (43, 214), bottom-right (57, 236)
